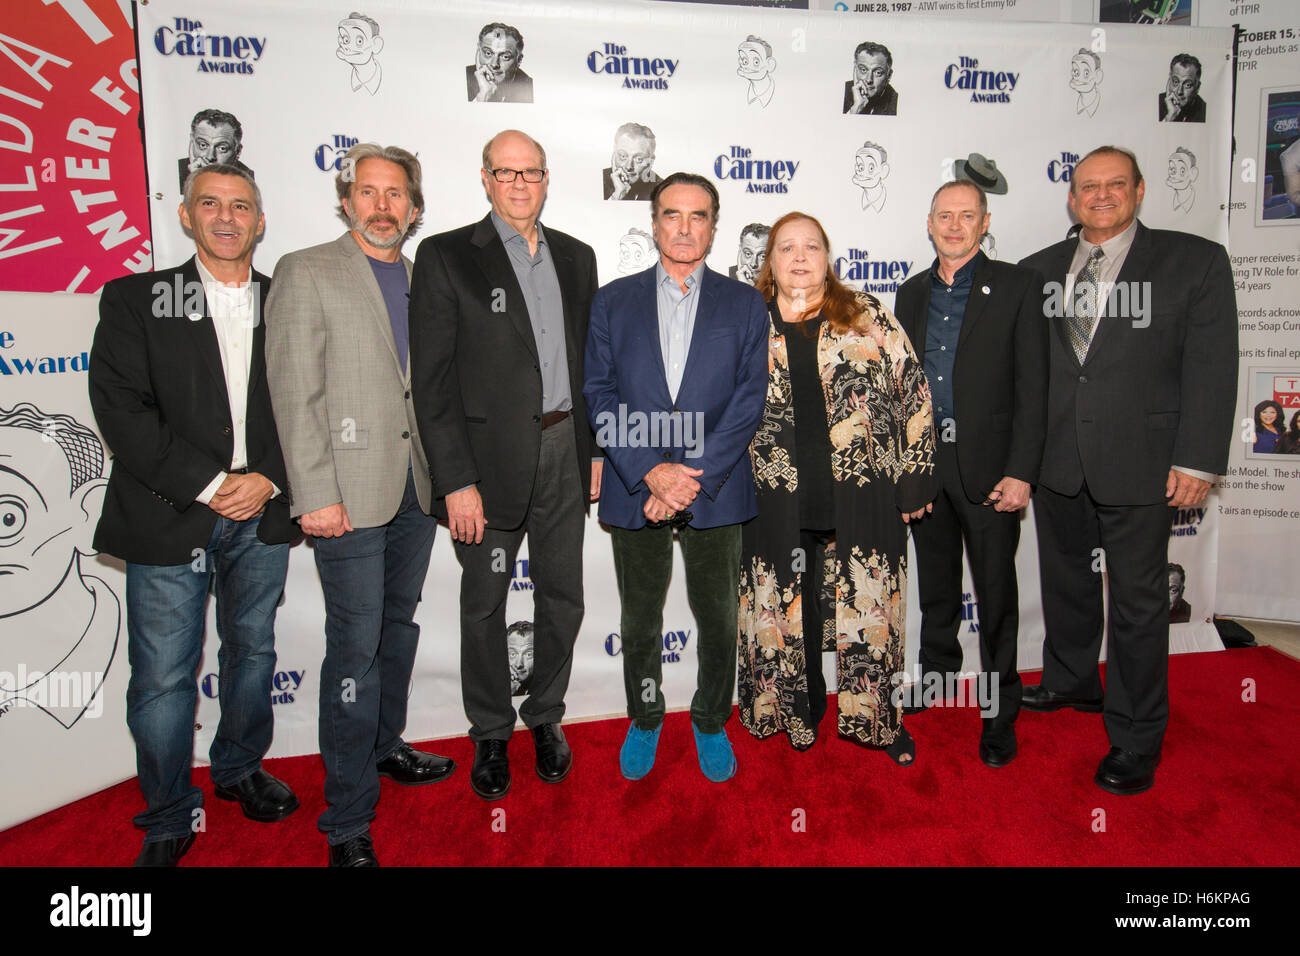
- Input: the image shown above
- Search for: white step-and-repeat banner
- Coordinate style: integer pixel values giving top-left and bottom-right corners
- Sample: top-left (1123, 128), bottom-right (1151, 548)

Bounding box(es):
top-left (1, 0), bottom-right (1237, 829)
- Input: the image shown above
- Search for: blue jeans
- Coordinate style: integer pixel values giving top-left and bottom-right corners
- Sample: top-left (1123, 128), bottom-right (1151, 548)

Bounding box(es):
top-left (313, 470), bottom-right (437, 844)
top-left (126, 514), bottom-right (288, 843)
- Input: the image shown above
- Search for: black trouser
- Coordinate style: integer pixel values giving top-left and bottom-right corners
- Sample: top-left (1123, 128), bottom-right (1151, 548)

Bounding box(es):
top-left (454, 421), bottom-right (585, 741)
top-left (910, 440), bottom-right (1022, 727)
top-left (1034, 482), bottom-right (1173, 755)
top-left (800, 528), bottom-right (834, 731)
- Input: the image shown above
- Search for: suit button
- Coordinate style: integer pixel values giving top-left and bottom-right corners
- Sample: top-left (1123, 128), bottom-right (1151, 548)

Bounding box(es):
top-left (1078, 375), bottom-right (1088, 383)
top-left (404, 390), bottom-right (411, 399)
top-left (663, 451), bottom-right (672, 460)
top-left (222, 426), bottom-right (232, 435)
top-left (532, 414), bottom-right (541, 423)
top-left (402, 430), bottom-right (410, 439)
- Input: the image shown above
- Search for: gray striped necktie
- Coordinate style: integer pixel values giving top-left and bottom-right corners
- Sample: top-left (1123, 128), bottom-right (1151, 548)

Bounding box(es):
top-left (1067, 246), bottom-right (1105, 364)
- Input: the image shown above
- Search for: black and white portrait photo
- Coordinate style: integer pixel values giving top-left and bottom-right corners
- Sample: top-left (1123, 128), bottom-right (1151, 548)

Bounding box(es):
top-left (729, 223), bottom-right (770, 285)
top-left (177, 108), bottom-right (253, 191)
top-left (1168, 563), bottom-right (1192, 623)
top-left (603, 122), bottom-right (661, 201)
top-left (1158, 52), bottom-right (1205, 123)
top-left (843, 41), bottom-right (897, 116)
top-left (467, 22), bottom-right (533, 103)
top-left (506, 620), bottom-right (535, 696)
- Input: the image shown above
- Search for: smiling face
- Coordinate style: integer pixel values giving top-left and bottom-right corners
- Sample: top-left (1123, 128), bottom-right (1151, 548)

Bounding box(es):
top-left (612, 131), bottom-right (655, 183)
top-left (1166, 62), bottom-right (1201, 111)
top-left (337, 20), bottom-right (379, 65)
top-left (768, 218), bottom-right (829, 303)
top-left (188, 120), bottom-right (239, 167)
top-left (1068, 152), bottom-right (1145, 243)
top-left (476, 31), bottom-right (521, 84)
top-left (737, 41), bottom-right (770, 81)
top-left (0, 429), bottom-right (82, 618)
top-left (651, 184), bottom-right (715, 273)
top-left (1070, 54), bottom-right (1099, 92)
top-left (928, 183), bottom-right (989, 269)
top-left (1166, 153), bottom-right (1196, 190)
top-left (1260, 405), bottom-right (1279, 426)
top-left (853, 147), bottom-right (885, 188)
top-left (178, 171), bottom-right (264, 272)
top-left (481, 131), bottom-right (548, 233)
top-left (854, 51), bottom-right (891, 99)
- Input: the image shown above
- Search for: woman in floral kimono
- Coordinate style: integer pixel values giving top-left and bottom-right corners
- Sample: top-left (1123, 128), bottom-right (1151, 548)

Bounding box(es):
top-left (737, 212), bottom-right (936, 763)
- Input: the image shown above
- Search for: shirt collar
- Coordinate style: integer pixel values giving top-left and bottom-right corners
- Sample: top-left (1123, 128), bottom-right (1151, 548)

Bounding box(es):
top-left (194, 256), bottom-right (254, 308)
top-left (655, 260), bottom-right (705, 293)
top-left (930, 249), bottom-right (983, 287)
top-left (1077, 217), bottom-right (1138, 260)
top-left (491, 210), bottom-right (545, 249)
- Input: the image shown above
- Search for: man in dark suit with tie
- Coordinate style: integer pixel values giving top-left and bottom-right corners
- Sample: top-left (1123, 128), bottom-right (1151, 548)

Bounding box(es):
top-left (583, 173), bottom-right (768, 783)
top-left (895, 178), bottom-right (1048, 768)
top-left (410, 129), bottom-right (600, 801)
top-left (1019, 145), bottom-right (1236, 795)
top-left (89, 165), bottom-right (298, 866)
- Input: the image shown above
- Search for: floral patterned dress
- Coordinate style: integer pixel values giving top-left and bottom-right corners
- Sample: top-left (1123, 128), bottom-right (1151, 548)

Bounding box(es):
top-left (737, 292), bottom-right (936, 747)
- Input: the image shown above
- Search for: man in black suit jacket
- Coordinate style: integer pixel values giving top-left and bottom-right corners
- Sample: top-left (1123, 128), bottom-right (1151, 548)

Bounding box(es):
top-left (895, 179), bottom-right (1047, 768)
top-left (410, 130), bottom-right (599, 800)
top-left (89, 165), bottom-right (297, 866)
top-left (1019, 145), bottom-right (1236, 795)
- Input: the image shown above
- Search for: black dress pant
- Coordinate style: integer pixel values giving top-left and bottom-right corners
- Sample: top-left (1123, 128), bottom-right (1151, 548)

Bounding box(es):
top-left (453, 421), bottom-right (585, 741)
top-left (1033, 481), bottom-right (1174, 755)
top-left (910, 439), bottom-right (1022, 727)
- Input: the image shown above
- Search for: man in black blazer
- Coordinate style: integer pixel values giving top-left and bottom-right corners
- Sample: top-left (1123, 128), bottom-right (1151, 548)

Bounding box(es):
top-left (89, 165), bottom-right (297, 866)
top-left (410, 129), bottom-right (599, 800)
top-left (1019, 145), bottom-right (1236, 795)
top-left (895, 179), bottom-right (1047, 768)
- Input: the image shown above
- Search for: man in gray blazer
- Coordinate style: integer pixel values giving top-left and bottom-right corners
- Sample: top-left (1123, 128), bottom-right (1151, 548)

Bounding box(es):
top-left (265, 143), bottom-right (453, 867)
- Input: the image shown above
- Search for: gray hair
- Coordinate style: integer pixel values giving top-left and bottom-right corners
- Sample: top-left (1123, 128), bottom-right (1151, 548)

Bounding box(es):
top-left (739, 222), bottom-right (771, 244)
top-left (614, 122), bottom-right (656, 150)
top-left (334, 142), bottom-right (424, 233)
top-left (183, 162), bottom-right (263, 215)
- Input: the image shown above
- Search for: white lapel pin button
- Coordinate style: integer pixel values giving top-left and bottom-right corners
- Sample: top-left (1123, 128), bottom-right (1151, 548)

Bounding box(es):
top-left (981, 286), bottom-right (990, 295)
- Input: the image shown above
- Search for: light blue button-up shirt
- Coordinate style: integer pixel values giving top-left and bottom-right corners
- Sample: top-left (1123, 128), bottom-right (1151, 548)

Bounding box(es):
top-left (655, 261), bottom-right (704, 402)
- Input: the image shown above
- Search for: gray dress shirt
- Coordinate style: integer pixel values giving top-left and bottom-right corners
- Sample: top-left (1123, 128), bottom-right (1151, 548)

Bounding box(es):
top-left (655, 261), bottom-right (705, 402)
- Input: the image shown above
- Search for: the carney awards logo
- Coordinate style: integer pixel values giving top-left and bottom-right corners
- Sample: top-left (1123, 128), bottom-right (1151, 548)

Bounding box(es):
top-left (587, 42), bottom-right (679, 90)
top-left (315, 135), bottom-right (360, 172)
top-left (0, 330), bottom-right (89, 376)
top-left (153, 16), bottom-right (268, 74)
top-left (944, 54), bottom-right (1019, 104)
top-left (714, 146), bottom-right (798, 194)
top-left (1047, 150), bottom-right (1080, 183)
top-left (833, 247), bottom-right (912, 293)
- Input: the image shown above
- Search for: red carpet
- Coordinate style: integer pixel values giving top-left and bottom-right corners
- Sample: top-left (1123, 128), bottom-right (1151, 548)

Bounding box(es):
top-left (4, 646), bottom-right (1297, 866)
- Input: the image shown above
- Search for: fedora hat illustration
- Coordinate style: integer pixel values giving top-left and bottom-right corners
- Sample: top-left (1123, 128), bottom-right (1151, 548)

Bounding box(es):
top-left (955, 152), bottom-right (1008, 194)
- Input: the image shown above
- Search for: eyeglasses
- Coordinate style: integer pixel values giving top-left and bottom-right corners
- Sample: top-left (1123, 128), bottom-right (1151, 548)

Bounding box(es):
top-left (645, 509), bottom-right (693, 531)
top-left (489, 168), bottom-right (546, 183)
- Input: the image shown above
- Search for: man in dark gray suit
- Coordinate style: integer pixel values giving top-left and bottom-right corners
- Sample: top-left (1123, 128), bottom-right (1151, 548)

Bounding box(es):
top-left (410, 129), bottom-right (599, 801)
top-left (266, 143), bottom-right (454, 867)
top-left (1019, 145), bottom-right (1236, 795)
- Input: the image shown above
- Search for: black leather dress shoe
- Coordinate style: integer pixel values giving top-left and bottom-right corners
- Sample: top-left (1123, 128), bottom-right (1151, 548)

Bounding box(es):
top-left (1020, 684), bottom-right (1103, 713)
top-left (532, 723), bottom-right (573, 783)
top-left (328, 834), bottom-right (379, 867)
top-left (213, 768), bottom-right (299, 822)
top-left (978, 725), bottom-right (1018, 768)
top-left (1095, 747), bottom-right (1161, 795)
top-left (134, 833), bottom-right (195, 867)
top-left (377, 742), bottom-right (456, 785)
top-left (470, 739), bottom-right (510, 800)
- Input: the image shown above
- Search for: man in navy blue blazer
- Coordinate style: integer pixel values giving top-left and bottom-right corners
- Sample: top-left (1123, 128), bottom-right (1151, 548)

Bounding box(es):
top-left (584, 172), bottom-right (767, 783)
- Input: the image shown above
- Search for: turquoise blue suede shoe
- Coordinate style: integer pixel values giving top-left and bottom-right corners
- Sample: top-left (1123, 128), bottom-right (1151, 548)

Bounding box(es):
top-left (692, 724), bottom-right (736, 782)
top-left (620, 722), bottom-right (662, 780)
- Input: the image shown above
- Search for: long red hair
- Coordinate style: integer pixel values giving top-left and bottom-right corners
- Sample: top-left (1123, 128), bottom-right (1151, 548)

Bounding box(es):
top-left (754, 212), bottom-right (873, 336)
